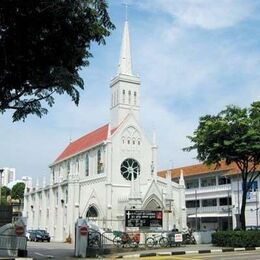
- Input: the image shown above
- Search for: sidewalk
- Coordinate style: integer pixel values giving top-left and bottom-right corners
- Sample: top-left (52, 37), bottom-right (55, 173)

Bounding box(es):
top-left (112, 244), bottom-right (260, 258)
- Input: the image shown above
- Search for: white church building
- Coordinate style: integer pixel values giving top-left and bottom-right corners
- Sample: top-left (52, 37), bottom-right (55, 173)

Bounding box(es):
top-left (23, 20), bottom-right (187, 242)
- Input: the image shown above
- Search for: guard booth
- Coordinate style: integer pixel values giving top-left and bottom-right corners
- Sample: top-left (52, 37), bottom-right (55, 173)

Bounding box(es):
top-left (74, 218), bottom-right (102, 258)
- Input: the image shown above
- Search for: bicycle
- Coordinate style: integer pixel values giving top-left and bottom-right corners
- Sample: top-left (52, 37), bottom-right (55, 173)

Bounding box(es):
top-left (113, 231), bottom-right (140, 248)
top-left (182, 230), bottom-right (196, 244)
top-left (145, 233), bottom-right (168, 248)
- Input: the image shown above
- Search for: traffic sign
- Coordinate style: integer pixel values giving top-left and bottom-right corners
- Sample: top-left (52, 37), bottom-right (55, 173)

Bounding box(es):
top-left (79, 226), bottom-right (88, 236)
top-left (15, 225), bottom-right (24, 236)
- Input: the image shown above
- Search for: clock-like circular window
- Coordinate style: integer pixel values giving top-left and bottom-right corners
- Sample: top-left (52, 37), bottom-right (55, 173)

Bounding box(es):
top-left (120, 158), bottom-right (140, 181)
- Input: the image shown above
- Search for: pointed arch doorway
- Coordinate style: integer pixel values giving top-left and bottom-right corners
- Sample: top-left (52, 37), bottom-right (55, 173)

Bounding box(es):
top-left (86, 205), bottom-right (99, 225)
top-left (143, 197), bottom-right (162, 210)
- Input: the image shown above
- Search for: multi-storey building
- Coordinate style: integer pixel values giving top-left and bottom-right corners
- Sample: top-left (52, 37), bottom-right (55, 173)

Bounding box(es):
top-left (0, 168), bottom-right (16, 187)
top-left (159, 162), bottom-right (260, 231)
top-left (22, 176), bottom-right (33, 191)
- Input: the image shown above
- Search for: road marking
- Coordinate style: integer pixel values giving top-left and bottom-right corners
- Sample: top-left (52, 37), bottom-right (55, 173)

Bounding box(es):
top-left (145, 256), bottom-right (202, 260)
top-left (185, 251), bottom-right (260, 259)
top-left (35, 252), bottom-right (54, 258)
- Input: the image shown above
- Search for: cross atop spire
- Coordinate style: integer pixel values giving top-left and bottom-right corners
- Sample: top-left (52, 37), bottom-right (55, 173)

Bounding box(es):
top-left (118, 17), bottom-right (132, 75)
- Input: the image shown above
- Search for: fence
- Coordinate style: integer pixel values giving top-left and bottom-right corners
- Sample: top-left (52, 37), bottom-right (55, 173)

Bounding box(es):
top-left (0, 234), bottom-right (27, 257)
top-left (85, 228), bottom-right (188, 257)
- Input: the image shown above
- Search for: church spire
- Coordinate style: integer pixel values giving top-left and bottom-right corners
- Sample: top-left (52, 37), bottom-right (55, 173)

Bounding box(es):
top-left (110, 13), bottom-right (140, 129)
top-left (118, 20), bottom-right (132, 75)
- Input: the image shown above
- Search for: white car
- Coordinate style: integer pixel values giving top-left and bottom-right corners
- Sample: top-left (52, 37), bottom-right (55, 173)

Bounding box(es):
top-left (26, 231), bottom-right (31, 241)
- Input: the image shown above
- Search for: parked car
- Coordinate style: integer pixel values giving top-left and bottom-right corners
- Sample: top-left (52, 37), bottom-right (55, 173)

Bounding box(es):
top-left (246, 226), bottom-right (260, 230)
top-left (37, 230), bottom-right (51, 242)
top-left (29, 230), bottom-right (50, 242)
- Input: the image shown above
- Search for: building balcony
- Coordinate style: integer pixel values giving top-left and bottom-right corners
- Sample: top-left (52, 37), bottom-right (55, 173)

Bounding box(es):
top-left (186, 205), bottom-right (233, 217)
top-left (185, 184), bottom-right (231, 196)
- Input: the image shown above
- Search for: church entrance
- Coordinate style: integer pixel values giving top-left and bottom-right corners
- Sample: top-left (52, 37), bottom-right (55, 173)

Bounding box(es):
top-left (86, 206), bottom-right (99, 225)
top-left (144, 198), bottom-right (162, 211)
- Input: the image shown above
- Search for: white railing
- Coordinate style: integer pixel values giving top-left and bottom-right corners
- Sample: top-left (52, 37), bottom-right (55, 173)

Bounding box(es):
top-left (185, 184), bottom-right (231, 195)
top-left (186, 205), bottom-right (230, 214)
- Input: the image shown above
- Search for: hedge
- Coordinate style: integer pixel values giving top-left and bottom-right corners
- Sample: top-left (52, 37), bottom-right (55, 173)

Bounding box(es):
top-left (212, 231), bottom-right (260, 247)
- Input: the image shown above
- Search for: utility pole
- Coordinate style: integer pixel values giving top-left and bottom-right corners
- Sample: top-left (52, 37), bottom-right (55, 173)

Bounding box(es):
top-left (256, 189), bottom-right (259, 227)
top-left (227, 190), bottom-right (230, 230)
top-left (195, 189), bottom-right (198, 231)
top-left (0, 169), bottom-right (3, 205)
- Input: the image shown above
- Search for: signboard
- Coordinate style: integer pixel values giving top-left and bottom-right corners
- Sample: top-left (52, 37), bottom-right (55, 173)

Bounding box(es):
top-left (125, 210), bottom-right (163, 228)
top-left (15, 225), bottom-right (25, 236)
top-left (79, 226), bottom-right (88, 236)
top-left (174, 233), bottom-right (183, 242)
top-left (0, 205), bottom-right (12, 227)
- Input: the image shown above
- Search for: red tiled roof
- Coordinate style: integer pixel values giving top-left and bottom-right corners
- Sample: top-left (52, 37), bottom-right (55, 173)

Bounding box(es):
top-left (158, 161), bottom-right (240, 179)
top-left (54, 124), bottom-right (115, 163)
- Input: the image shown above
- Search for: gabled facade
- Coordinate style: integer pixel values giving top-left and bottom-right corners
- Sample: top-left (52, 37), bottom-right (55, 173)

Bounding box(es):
top-left (23, 20), bottom-right (186, 242)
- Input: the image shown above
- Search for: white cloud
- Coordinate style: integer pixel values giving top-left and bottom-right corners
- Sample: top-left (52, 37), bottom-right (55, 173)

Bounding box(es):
top-left (137, 0), bottom-right (255, 29)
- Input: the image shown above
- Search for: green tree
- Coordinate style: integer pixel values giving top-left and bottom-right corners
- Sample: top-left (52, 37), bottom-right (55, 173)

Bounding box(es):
top-left (1, 186), bottom-right (11, 198)
top-left (11, 182), bottom-right (25, 203)
top-left (0, 186), bottom-right (11, 205)
top-left (184, 102), bottom-right (260, 230)
top-left (0, 0), bottom-right (115, 121)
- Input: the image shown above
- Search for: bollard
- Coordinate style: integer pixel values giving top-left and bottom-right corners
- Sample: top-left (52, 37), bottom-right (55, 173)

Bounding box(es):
top-left (74, 218), bottom-right (88, 258)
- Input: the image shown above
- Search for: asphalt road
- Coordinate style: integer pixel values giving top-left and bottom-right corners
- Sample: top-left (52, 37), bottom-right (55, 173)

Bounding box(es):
top-left (27, 241), bottom-right (260, 260)
top-left (27, 241), bottom-right (75, 259)
top-left (149, 251), bottom-right (260, 259)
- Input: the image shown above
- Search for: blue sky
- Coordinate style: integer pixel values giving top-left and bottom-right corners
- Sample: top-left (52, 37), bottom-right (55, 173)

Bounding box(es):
top-left (1, 0), bottom-right (260, 183)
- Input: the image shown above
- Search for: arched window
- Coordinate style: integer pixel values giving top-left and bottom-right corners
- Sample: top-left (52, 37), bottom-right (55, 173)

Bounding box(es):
top-left (67, 161), bottom-right (70, 177)
top-left (122, 90), bottom-right (125, 103)
top-left (85, 153), bottom-right (89, 176)
top-left (86, 206), bottom-right (98, 218)
top-left (65, 190), bottom-right (68, 203)
top-left (76, 158), bottom-right (79, 173)
top-left (128, 90), bottom-right (131, 104)
top-left (122, 137), bottom-right (125, 144)
top-left (97, 149), bottom-right (103, 174)
top-left (134, 91), bottom-right (137, 105)
top-left (113, 92), bottom-right (116, 106)
top-left (56, 191), bottom-right (59, 205)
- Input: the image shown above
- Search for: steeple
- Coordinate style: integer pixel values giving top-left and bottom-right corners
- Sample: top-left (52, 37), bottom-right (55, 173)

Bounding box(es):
top-left (118, 21), bottom-right (132, 75)
top-left (110, 16), bottom-right (141, 129)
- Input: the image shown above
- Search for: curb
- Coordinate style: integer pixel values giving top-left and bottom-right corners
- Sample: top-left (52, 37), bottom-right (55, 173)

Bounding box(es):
top-left (115, 247), bottom-right (260, 258)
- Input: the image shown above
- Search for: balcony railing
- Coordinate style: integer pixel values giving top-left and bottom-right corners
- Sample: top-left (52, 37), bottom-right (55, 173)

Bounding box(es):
top-left (185, 184), bottom-right (231, 195)
top-left (186, 205), bottom-right (231, 214)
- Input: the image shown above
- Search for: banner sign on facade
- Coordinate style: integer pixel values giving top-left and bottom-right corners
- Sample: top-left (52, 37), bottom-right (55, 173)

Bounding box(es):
top-left (125, 210), bottom-right (163, 228)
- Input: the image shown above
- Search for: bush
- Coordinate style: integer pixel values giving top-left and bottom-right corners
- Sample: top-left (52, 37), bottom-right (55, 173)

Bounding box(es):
top-left (212, 231), bottom-right (260, 247)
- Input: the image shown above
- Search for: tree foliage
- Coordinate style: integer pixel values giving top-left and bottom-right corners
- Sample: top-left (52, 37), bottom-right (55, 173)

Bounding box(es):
top-left (0, 186), bottom-right (11, 204)
top-left (11, 182), bottom-right (25, 202)
top-left (0, 0), bottom-right (115, 121)
top-left (1, 185), bottom-right (11, 198)
top-left (184, 102), bottom-right (260, 230)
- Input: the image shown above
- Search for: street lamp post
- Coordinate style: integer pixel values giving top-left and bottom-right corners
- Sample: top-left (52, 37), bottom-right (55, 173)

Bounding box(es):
top-left (0, 169), bottom-right (4, 205)
top-left (227, 190), bottom-right (230, 230)
top-left (256, 189), bottom-right (259, 227)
